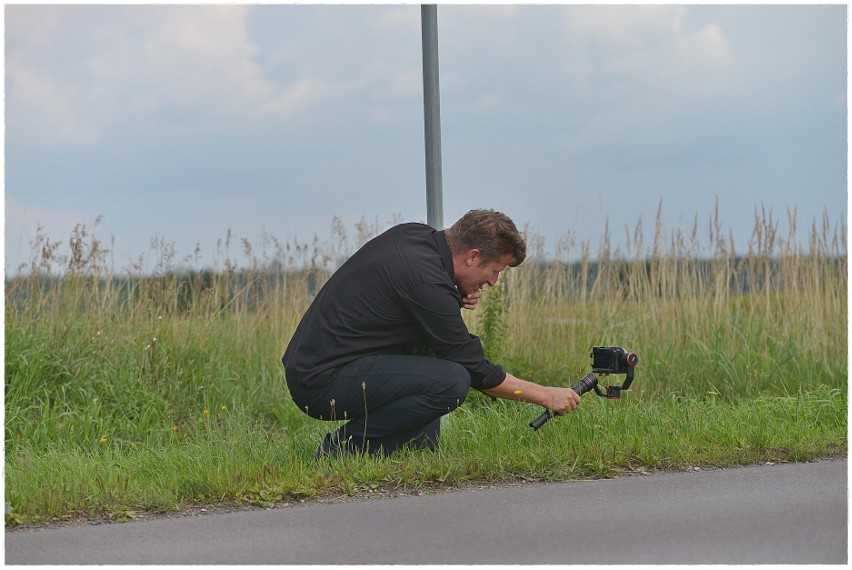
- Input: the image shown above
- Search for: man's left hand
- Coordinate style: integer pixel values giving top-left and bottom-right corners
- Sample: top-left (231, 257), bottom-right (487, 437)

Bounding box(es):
top-left (461, 289), bottom-right (483, 310)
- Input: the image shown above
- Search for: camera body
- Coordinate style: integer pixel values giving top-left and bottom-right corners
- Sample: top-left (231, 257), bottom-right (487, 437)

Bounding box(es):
top-left (591, 346), bottom-right (639, 375)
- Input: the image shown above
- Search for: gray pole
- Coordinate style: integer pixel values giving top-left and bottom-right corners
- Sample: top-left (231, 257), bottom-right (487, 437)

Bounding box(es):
top-left (421, 4), bottom-right (444, 230)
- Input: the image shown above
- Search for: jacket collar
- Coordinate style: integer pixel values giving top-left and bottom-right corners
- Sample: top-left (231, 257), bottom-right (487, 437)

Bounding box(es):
top-left (434, 230), bottom-right (454, 283)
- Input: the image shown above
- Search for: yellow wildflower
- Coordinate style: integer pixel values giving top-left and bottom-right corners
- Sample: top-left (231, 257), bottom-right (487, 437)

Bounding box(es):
top-left (202, 409), bottom-right (209, 416)
top-left (100, 437), bottom-right (108, 444)
top-left (171, 425), bottom-right (178, 432)
top-left (220, 405), bottom-right (227, 412)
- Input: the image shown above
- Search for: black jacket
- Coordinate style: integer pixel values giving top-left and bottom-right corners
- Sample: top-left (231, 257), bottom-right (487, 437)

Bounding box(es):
top-left (282, 223), bottom-right (506, 390)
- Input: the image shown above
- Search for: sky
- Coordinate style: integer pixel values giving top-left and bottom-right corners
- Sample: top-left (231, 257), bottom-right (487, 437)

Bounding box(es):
top-left (5, 4), bottom-right (848, 274)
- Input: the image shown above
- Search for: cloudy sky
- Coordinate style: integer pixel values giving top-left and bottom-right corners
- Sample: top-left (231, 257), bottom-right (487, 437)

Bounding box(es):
top-left (5, 4), bottom-right (847, 273)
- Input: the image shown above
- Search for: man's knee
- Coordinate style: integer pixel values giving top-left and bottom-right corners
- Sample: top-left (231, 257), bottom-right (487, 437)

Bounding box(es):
top-left (436, 361), bottom-right (471, 410)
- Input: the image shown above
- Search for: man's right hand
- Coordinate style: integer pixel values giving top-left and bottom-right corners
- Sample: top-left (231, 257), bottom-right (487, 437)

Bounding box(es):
top-left (544, 386), bottom-right (582, 415)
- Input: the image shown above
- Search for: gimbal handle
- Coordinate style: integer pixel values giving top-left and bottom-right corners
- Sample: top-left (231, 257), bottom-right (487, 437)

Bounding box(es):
top-left (529, 373), bottom-right (598, 431)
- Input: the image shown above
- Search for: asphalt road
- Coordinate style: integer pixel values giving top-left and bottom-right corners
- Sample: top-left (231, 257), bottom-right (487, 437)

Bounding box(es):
top-left (6, 458), bottom-right (847, 564)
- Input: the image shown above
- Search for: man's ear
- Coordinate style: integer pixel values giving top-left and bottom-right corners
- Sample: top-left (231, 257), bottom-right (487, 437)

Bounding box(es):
top-left (465, 248), bottom-right (481, 266)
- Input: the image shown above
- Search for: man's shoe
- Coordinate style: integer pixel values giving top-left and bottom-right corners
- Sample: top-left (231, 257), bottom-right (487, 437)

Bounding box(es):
top-left (315, 432), bottom-right (347, 460)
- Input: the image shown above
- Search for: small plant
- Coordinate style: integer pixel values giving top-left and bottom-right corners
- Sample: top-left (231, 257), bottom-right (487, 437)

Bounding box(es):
top-left (478, 281), bottom-right (508, 360)
top-left (5, 502), bottom-right (25, 527)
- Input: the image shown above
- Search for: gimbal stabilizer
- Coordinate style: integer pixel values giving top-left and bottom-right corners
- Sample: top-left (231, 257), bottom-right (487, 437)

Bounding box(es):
top-left (529, 346), bottom-right (639, 430)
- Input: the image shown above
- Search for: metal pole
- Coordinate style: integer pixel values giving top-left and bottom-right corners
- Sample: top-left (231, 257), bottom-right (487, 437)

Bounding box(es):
top-left (421, 4), bottom-right (444, 230)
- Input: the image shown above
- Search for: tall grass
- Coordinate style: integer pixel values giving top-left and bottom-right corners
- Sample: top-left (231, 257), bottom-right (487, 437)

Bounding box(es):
top-left (478, 202), bottom-right (847, 399)
top-left (5, 204), bottom-right (847, 524)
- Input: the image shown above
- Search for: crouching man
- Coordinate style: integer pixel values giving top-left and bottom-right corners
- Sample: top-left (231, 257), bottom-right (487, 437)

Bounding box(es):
top-left (282, 209), bottom-right (580, 458)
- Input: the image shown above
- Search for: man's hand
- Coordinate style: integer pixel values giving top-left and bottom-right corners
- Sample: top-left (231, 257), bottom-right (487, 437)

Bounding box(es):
top-left (543, 386), bottom-right (582, 416)
top-left (461, 288), bottom-right (483, 310)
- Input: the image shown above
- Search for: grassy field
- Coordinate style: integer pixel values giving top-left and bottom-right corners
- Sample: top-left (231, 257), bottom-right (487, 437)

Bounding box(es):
top-left (5, 209), bottom-right (847, 525)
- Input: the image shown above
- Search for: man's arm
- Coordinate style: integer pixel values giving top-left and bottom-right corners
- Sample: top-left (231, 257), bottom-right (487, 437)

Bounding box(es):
top-left (482, 372), bottom-right (581, 415)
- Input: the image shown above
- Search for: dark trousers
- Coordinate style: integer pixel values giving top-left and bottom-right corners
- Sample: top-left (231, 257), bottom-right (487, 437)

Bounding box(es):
top-left (286, 354), bottom-right (471, 456)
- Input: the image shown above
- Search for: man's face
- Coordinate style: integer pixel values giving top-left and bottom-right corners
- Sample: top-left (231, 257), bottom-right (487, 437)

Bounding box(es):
top-left (455, 251), bottom-right (513, 298)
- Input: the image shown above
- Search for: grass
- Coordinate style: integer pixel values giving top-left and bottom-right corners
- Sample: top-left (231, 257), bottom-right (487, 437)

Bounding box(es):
top-left (5, 205), bottom-right (848, 525)
top-left (6, 391), bottom-right (846, 524)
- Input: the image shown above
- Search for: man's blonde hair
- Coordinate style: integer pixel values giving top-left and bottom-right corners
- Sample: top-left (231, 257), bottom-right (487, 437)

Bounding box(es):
top-left (444, 209), bottom-right (526, 267)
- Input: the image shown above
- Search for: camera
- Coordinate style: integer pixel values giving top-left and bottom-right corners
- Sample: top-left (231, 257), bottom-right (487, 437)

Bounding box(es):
top-left (591, 346), bottom-right (639, 375)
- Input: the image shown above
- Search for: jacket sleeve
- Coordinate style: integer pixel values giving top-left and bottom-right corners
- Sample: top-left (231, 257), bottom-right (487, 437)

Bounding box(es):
top-left (400, 281), bottom-right (506, 390)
